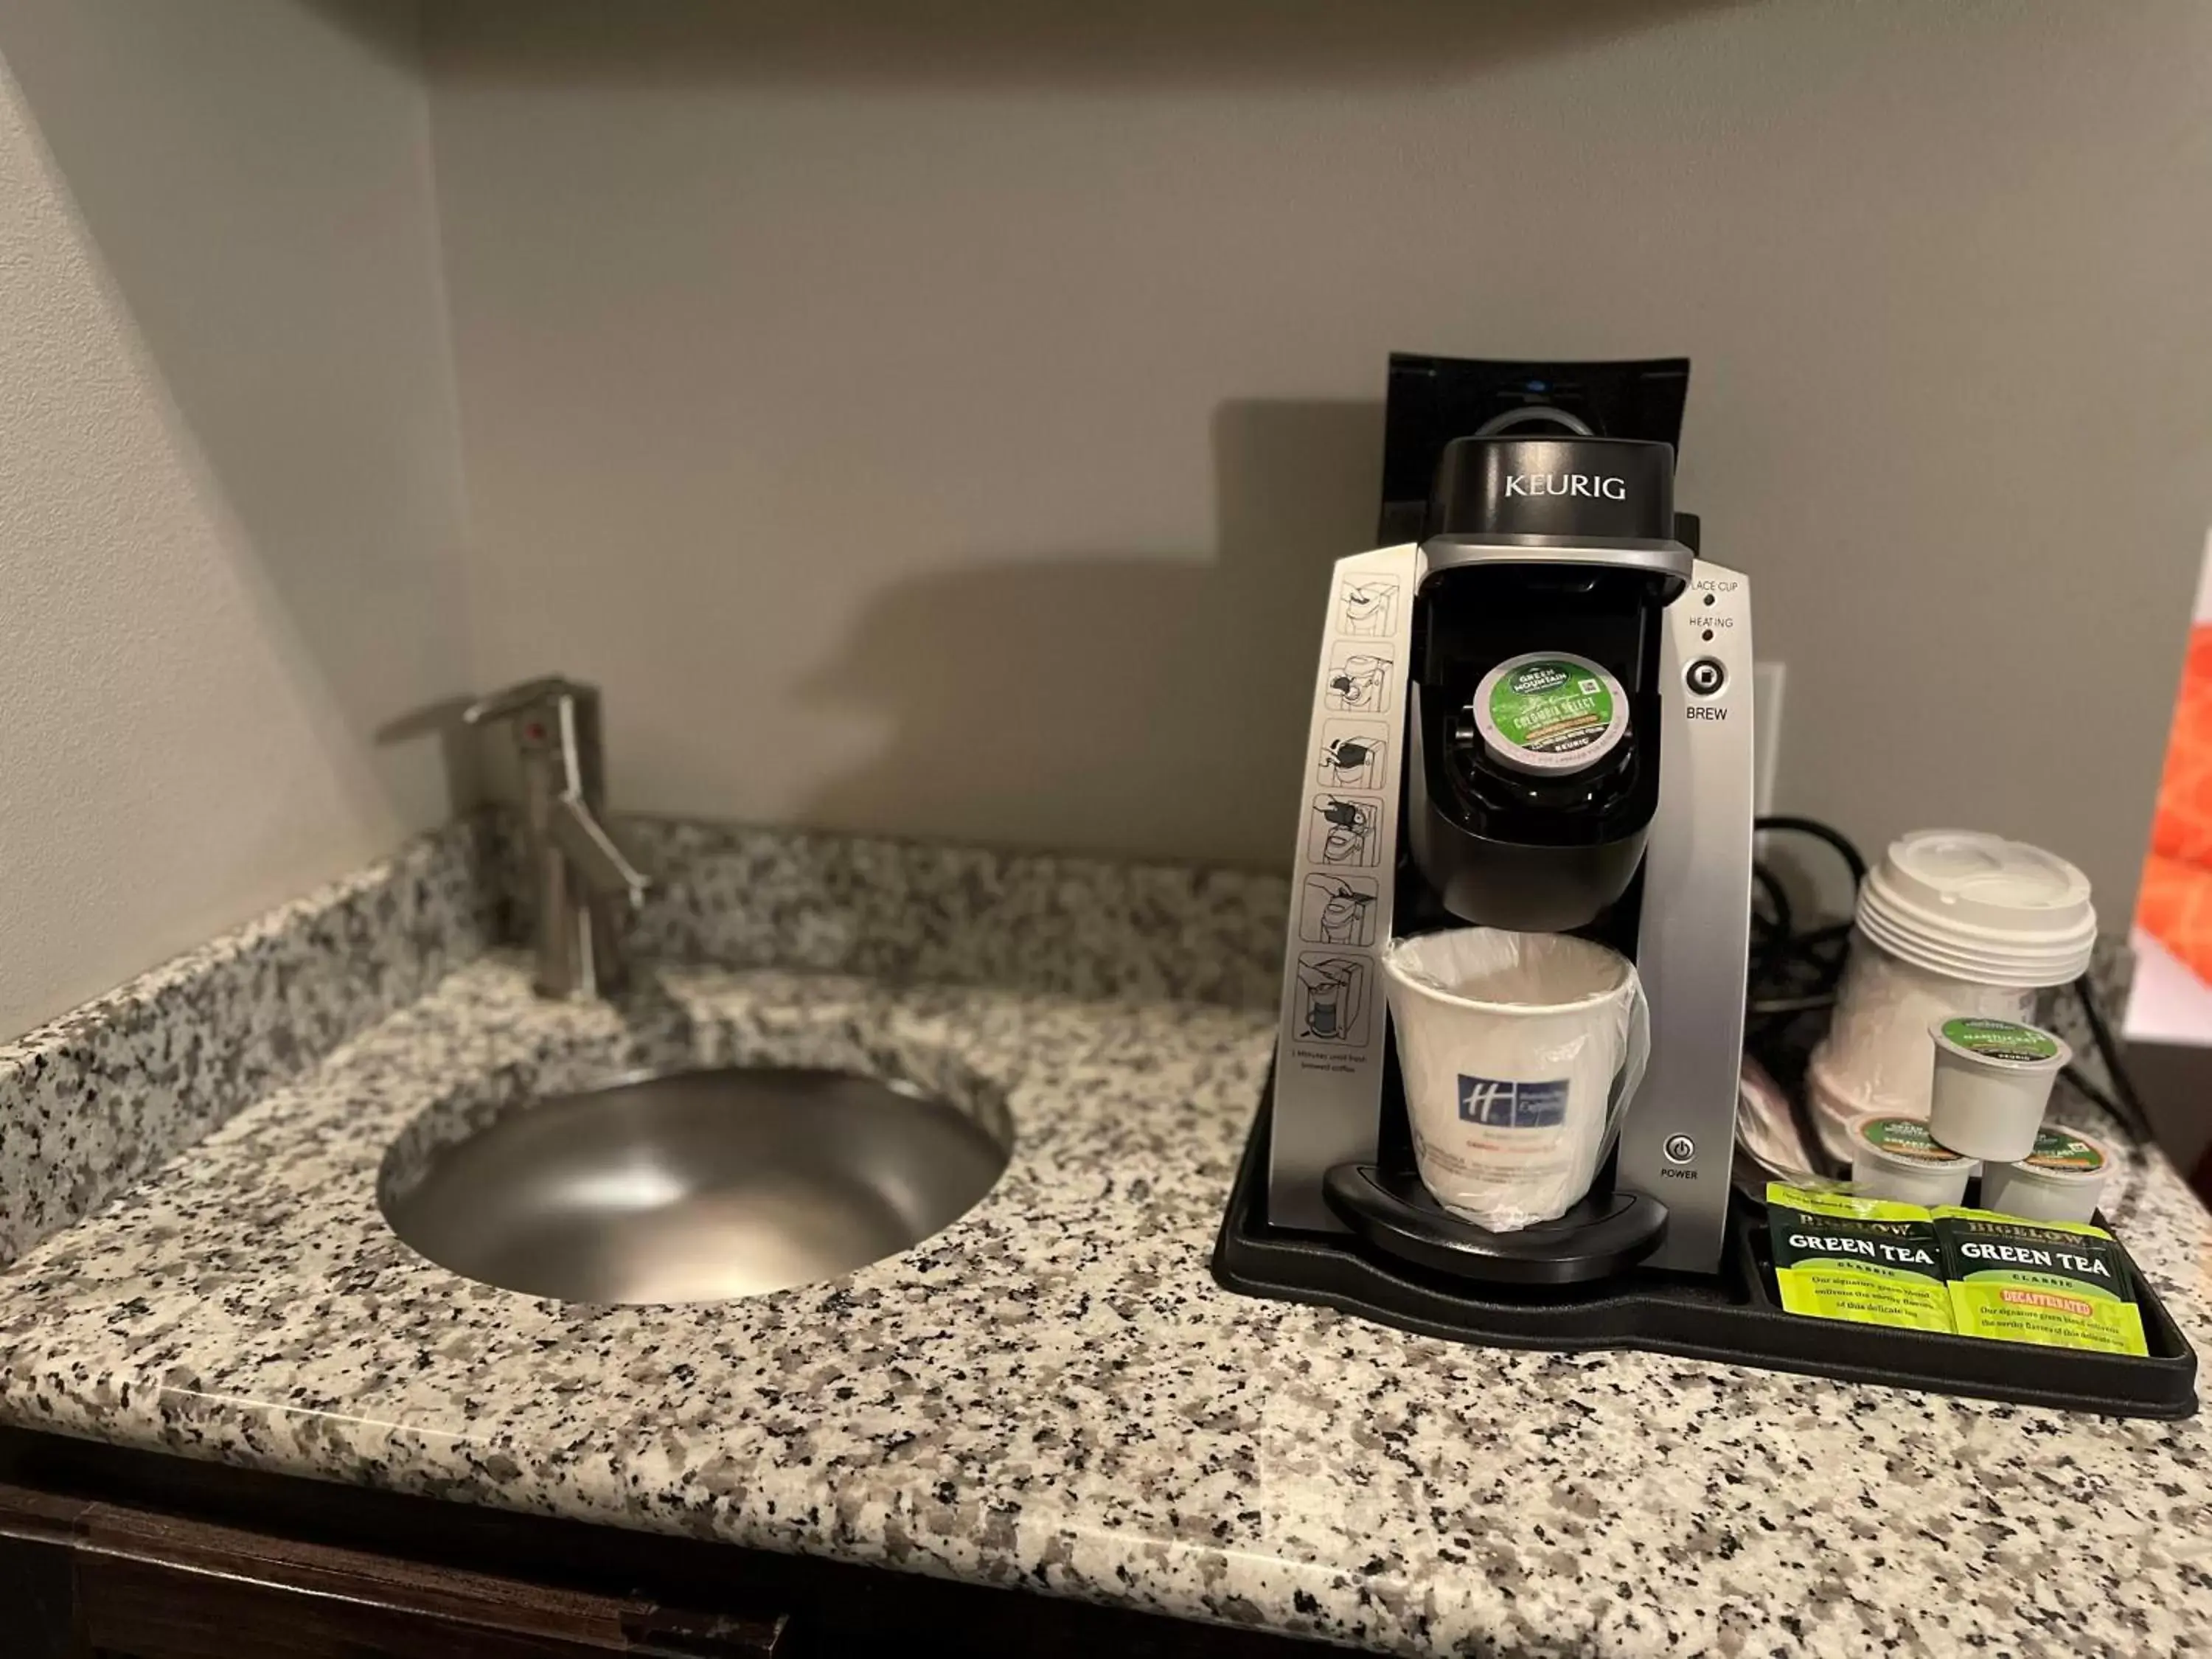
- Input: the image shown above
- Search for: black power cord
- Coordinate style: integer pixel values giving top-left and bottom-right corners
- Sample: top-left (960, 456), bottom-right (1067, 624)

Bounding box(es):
top-left (2066, 973), bottom-right (2152, 1138)
top-left (1747, 818), bottom-right (1859, 1032)
top-left (2050, 975), bottom-right (2154, 1230)
top-left (1745, 817), bottom-right (1864, 1176)
top-left (1755, 815), bottom-right (1868, 890)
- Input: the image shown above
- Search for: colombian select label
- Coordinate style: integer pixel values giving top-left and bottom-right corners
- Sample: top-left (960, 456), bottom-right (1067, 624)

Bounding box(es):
top-left (1472, 651), bottom-right (1628, 774)
top-left (1767, 1183), bottom-right (1955, 1333)
top-left (1937, 1017), bottom-right (2062, 1064)
top-left (1933, 1208), bottom-right (2149, 1354)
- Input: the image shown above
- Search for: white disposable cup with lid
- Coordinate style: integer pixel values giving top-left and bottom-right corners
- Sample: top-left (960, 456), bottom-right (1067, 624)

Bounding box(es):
top-left (1812, 950), bottom-right (2034, 1119)
top-left (1925, 1016), bottom-right (2071, 1161)
top-left (1847, 1113), bottom-right (1977, 1207)
top-left (1806, 1061), bottom-right (1871, 1166)
top-left (1980, 1127), bottom-right (2114, 1224)
top-left (1811, 830), bottom-right (2095, 1118)
top-left (1380, 928), bottom-right (1649, 1233)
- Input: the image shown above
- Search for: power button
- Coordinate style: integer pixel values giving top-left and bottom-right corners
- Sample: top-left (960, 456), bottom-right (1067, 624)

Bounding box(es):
top-left (1686, 658), bottom-right (1726, 698)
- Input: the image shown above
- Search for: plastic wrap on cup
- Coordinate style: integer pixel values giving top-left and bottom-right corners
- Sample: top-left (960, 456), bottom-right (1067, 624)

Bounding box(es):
top-left (1380, 928), bottom-right (1649, 1232)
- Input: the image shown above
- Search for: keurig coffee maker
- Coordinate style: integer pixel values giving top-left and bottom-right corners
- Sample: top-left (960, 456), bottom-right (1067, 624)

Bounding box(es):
top-left (1218, 354), bottom-right (1755, 1308)
top-left (1213, 355), bottom-right (2198, 1415)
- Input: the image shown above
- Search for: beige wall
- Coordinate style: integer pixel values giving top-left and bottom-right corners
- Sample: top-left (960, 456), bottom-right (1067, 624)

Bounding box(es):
top-left (428, 0), bottom-right (2212, 909)
top-left (0, 1), bottom-right (467, 1037)
top-left (5, 1), bottom-right (2208, 1042)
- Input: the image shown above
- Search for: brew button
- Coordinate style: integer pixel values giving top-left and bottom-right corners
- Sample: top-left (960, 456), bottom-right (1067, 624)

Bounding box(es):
top-left (1663, 1133), bottom-right (1696, 1164)
top-left (1686, 658), bottom-right (1725, 697)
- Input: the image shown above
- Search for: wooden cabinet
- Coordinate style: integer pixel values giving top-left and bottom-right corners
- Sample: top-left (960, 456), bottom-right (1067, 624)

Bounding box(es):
top-left (0, 1428), bottom-right (1321, 1659)
top-left (0, 1480), bottom-right (783, 1658)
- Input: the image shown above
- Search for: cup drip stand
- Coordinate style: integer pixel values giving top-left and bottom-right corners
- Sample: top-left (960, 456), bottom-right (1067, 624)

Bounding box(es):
top-left (1213, 1070), bottom-right (2198, 1419)
top-left (1323, 1164), bottom-right (1668, 1286)
top-left (1322, 1046), bottom-right (1667, 1287)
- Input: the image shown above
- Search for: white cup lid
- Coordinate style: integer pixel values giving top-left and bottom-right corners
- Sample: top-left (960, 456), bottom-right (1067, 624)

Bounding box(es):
top-left (1868, 830), bottom-right (2095, 935)
top-left (1854, 914), bottom-right (2090, 989)
top-left (1854, 830), bottom-right (2097, 984)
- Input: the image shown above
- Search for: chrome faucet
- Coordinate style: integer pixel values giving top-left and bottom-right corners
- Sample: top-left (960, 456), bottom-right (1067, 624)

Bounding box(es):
top-left (463, 676), bottom-right (650, 1000)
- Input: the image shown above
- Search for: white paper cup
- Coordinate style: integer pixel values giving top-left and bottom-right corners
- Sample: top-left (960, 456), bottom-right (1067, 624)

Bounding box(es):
top-left (1380, 929), bottom-right (1649, 1232)
top-left (1926, 1017), bottom-right (2070, 1162)
top-left (1812, 940), bottom-right (2037, 1115)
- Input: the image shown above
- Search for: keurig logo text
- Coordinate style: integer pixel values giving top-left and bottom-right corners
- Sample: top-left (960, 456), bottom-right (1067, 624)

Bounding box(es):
top-left (1503, 474), bottom-right (1630, 500)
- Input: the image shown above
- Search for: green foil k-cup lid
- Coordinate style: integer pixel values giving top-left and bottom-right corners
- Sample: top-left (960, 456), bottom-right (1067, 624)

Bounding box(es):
top-left (2015, 1127), bottom-right (2110, 1180)
top-left (1853, 1114), bottom-right (1971, 1166)
top-left (1933, 1016), bottom-right (2067, 1068)
top-left (1471, 651), bottom-right (1630, 776)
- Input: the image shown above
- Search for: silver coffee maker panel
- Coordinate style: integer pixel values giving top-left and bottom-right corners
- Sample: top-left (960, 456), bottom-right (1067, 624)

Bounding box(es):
top-left (1617, 558), bottom-right (1753, 1271)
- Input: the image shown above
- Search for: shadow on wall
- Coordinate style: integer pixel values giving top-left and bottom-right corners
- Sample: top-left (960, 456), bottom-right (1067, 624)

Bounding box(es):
top-left (428, 0), bottom-right (1749, 88)
top-left (796, 402), bottom-right (1381, 870)
top-left (0, 0), bottom-right (471, 830)
top-left (293, 0), bottom-right (422, 65)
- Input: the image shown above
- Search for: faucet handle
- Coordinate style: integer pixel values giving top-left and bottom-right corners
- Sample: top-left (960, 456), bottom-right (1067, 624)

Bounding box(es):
top-left (552, 795), bottom-right (652, 910)
top-left (462, 675), bottom-right (597, 730)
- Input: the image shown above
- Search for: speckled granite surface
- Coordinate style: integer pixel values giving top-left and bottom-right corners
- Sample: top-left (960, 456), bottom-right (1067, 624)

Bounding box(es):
top-left (0, 827), bottom-right (2208, 1657)
top-left (0, 950), bottom-right (2208, 1654)
top-left (0, 821), bottom-right (498, 1267)
top-left (605, 815), bottom-right (1290, 1012)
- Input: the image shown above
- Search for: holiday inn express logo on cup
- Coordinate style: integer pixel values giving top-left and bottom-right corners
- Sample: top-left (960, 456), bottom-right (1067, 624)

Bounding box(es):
top-left (1458, 1075), bottom-right (1568, 1129)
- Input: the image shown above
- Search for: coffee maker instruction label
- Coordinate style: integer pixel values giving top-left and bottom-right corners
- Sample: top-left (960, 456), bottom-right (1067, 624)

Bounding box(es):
top-left (1270, 547), bottom-right (1420, 1220)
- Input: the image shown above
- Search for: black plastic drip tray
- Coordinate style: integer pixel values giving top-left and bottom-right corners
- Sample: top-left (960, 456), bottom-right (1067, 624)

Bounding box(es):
top-left (1213, 1106), bottom-right (2197, 1419)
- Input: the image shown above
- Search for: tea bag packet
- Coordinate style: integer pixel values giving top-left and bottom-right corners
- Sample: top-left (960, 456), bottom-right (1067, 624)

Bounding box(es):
top-left (1933, 1208), bottom-right (2149, 1356)
top-left (1767, 1183), bottom-right (1952, 1333)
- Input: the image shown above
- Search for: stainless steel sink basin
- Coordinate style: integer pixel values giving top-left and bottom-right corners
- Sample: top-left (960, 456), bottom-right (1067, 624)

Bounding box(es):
top-left (379, 1068), bottom-right (1009, 1304)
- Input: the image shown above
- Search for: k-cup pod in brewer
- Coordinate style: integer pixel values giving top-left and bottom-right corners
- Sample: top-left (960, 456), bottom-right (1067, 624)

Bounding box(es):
top-left (1926, 1016), bottom-right (2071, 1161)
top-left (1847, 1113), bottom-right (1977, 1208)
top-left (1980, 1127), bottom-right (2115, 1224)
top-left (1470, 652), bottom-right (1631, 776)
top-left (1379, 928), bottom-right (1649, 1232)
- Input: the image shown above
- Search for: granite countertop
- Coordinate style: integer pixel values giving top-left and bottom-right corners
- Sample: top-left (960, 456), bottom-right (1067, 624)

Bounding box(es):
top-left (1, 819), bottom-right (2209, 1657)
